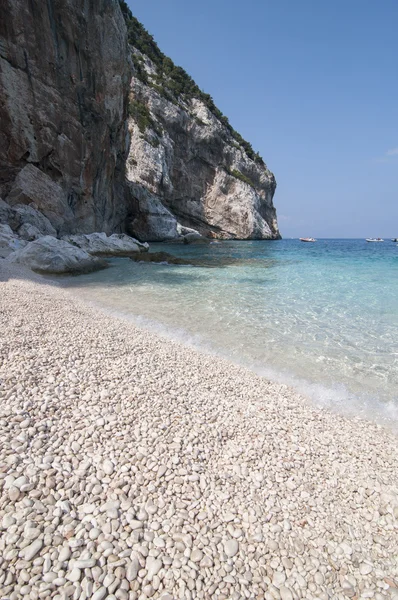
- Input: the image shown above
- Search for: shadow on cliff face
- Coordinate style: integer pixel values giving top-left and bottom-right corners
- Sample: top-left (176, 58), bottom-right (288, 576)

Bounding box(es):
top-left (0, 0), bottom-right (131, 235)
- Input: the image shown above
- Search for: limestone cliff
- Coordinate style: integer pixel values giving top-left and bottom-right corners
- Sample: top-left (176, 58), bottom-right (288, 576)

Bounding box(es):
top-left (0, 0), bottom-right (131, 235)
top-left (122, 8), bottom-right (280, 241)
top-left (0, 0), bottom-right (279, 244)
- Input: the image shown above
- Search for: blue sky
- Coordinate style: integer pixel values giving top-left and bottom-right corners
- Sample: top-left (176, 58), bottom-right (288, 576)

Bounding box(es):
top-left (127, 0), bottom-right (398, 238)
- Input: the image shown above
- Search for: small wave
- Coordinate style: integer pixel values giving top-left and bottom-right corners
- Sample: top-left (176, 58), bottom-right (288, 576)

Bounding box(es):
top-left (81, 297), bottom-right (398, 434)
top-left (252, 364), bottom-right (398, 431)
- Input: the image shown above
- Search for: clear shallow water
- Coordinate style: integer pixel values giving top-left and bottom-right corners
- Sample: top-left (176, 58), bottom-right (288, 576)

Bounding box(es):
top-left (62, 239), bottom-right (398, 427)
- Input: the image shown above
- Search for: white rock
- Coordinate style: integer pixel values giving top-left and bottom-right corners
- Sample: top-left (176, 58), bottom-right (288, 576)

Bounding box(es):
top-left (146, 557), bottom-right (162, 580)
top-left (272, 571), bottom-right (286, 588)
top-left (2, 515), bottom-right (16, 528)
top-left (360, 563), bottom-right (373, 576)
top-left (25, 527), bottom-right (41, 540)
top-left (13, 476), bottom-right (28, 488)
top-left (92, 587), bottom-right (107, 600)
top-left (340, 542), bottom-right (353, 556)
top-left (280, 586), bottom-right (293, 600)
top-left (200, 555), bottom-right (213, 568)
top-left (224, 539), bottom-right (239, 558)
top-left (223, 512), bottom-right (235, 522)
top-left (66, 568), bottom-right (81, 582)
top-left (58, 547), bottom-right (71, 562)
top-left (143, 584), bottom-right (155, 597)
top-left (63, 232), bottom-right (148, 256)
top-left (89, 528), bottom-right (101, 540)
top-left (190, 548), bottom-right (203, 563)
top-left (74, 559), bottom-right (96, 569)
top-left (8, 236), bottom-right (107, 274)
top-left (8, 486), bottom-right (20, 501)
top-left (129, 520), bottom-right (144, 530)
top-left (23, 539), bottom-right (43, 561)
top-left (103, 459), bottom-right (115, 475)
top-left (126, 558), bottom-right (139, 582)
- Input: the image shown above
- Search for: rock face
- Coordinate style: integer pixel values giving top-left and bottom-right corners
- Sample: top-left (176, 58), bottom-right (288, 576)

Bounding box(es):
top-left (6, 165), bottom-right (74, 233)
top-left (8, 236), bottom-right (107, 274)
top-left (0, 198), bottom-right (57, 240)
top-left (123, 12), bottom-right (280, 241)
top-left (0, 223), bottom-right (27, 258)
top-left (0, 0), bottom-right (131, 235)
top-left (0, 1), bottom-right (279, 244)
top-left (126, 86), bottom-right (279, 240)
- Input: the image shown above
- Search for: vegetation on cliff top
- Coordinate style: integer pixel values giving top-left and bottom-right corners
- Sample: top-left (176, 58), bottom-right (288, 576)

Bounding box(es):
top-left (119, 1), bottom-right (264, 166)
top-left (226, 168), bottom-right (255, 188)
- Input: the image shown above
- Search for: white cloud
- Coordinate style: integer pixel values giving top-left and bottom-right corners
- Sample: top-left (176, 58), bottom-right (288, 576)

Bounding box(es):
top-left (373, 147), bottom-right (398, 163)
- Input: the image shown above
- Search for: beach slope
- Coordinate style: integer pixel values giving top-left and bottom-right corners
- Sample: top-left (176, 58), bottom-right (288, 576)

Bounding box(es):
top-left (0, 264), bottom-right (397, 599)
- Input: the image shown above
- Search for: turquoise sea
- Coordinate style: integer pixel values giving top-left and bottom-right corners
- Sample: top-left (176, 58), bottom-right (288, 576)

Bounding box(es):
top-left (62, 239), bottom-right (398, 428)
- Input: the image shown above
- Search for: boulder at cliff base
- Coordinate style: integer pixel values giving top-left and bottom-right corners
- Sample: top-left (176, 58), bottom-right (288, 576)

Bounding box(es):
top-left (62, 232), bottom-right (149, 256)
top-left (8, 236), bottom-right (108, 275)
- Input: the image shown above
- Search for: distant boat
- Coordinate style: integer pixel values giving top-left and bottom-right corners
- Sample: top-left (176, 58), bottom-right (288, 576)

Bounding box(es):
top-left (300, 237), bottom-right (316, 243)
top-left (391, 238), bottom-right (398, 242)
top-left (366, 238), bottom-right (384, 242)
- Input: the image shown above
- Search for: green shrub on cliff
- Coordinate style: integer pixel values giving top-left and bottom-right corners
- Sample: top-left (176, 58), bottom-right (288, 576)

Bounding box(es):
top-left (119, 1), bottom-right (265, 166)
top-left (227, 168), bottom-right (255, 187)
top-left (131, 54), bottom-right (148, 85)
top-left (128, 99), bottom-right (162, 137)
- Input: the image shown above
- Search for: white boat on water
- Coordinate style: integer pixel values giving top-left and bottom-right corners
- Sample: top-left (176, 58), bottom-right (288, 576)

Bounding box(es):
top-left (366, 238), bottom-right (384, 242)
top-left (299, 237), bottom-right (316, 242)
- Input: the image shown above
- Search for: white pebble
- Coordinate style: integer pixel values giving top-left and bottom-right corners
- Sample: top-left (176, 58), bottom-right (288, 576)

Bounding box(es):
top-left (224, 539), bottom-right (239, 558)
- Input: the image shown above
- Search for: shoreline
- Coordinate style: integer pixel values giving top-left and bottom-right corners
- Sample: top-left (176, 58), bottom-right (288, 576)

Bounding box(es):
top-left (1, 262), bottom-right (397, 599)
top-left (62, 293), bottom-right (398, 436)
top-left (59, 251), bottom-right (398, 435)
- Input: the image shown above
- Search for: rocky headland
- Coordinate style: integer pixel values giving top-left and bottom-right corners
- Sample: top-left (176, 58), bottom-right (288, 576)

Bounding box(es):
top-left (0, 0), bottom-right (279, 274)
top-left (122, 8), bottom-right (279, 242)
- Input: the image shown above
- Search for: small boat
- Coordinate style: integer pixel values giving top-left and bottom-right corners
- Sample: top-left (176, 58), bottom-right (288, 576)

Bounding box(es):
top-left (366, 238), bottom-right (384, 242)
top-left (299, 237), bottom-right (316, 242)
top-left (391, 238), bottom-right (398, 242)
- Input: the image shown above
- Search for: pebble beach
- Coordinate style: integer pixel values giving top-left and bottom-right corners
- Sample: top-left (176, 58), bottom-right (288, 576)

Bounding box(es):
top-left (0, 263), bottom-right (397, 600)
